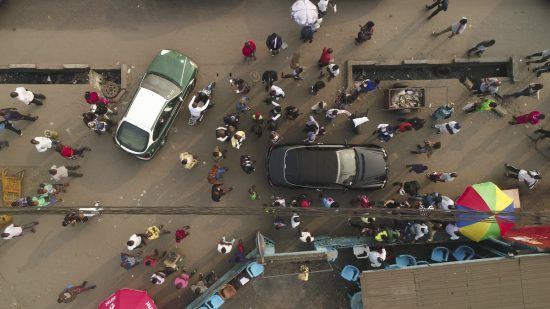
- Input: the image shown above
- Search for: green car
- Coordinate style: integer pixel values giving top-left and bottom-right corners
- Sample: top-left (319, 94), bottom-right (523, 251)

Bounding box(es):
top-left (114, 50), bottom-right (198, 160)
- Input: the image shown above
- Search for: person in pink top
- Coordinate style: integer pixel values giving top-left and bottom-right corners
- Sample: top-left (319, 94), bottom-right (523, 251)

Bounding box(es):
top-left (242, 40), bottom-right (256, 61)
top-left (509, 111), bottom-right (545, 125)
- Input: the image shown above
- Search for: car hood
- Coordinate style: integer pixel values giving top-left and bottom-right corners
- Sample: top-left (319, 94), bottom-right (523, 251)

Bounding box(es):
top-left (148, 50), bottom-right (197, 88)
top-left (353, 147), bottom-right (388, 188)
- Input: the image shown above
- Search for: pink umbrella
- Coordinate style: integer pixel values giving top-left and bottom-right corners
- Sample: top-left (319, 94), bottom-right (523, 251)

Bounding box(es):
top-left (98, 289), bottom-right (156, 309)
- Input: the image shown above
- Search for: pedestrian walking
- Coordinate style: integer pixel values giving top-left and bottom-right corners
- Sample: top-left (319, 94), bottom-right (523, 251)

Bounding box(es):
top-left (355, 21), bottom-right (375, 45)
top-left (55, 144), bottom-right (91, 159)
top-left (281, 67), bottom-right (304, 80)
top-left (532, 62), bottom-right (550, 78)
top-left (317, 0), bottom-right (329, 17)
top-left (397, 117), bottom-right (432, 131)
top-left (231, 131), bottom-right (246, 149)
top-left (299, 230), bottom-right (314, 243)
top-left (1, 222), bottom-right (39, 239)
top-left (310, 81), bottom-right (326, 95)
top-left (144, 249), bottom-right (166, 267)
top-left (472, 77), bottom-right (502, 97)
top-left (179, 152), bottom-right (198, 169)
top-left (446, 223), bottom-right (460, 240)
top-left (242, 40), bottom-right (256, 62)
top-left (373, 124), bottom-right (394, 142)
top-left (282, 106), bottom-right (299, 120)
top-left (175, 226), bottom-right (191, 243)
top-left (266, 33), bottom-right (283, 55)
top-left (49, 165), bottom-right (83, 181)
top-left (84, 91), bottom-right (110, 105)
top-left (262, 70), bottom-right (278, 91)
top-left (432, 17), bottom-right (468, 38)
top-left (252, 111), bottom-right (264, 124)
top-left (509, 111), bottom-right (545, 125)
top-left (300, 25), bottom-right (315, 43)
top-left (10, 87), bottom-right (46, 106)
top-left (319, 192), bottom-right (339, 208)
top-left (425, 0), bottom-right (448, 20)
top-left (146, 224), bottom-right (170, 240)
top-left (235, 96), bottom-right (251, 113)
top-left (325, 108), bottom-right (351, 121)
top-left (504, 83), bottom-right (543, 99)
top-left (57, 281), bottom-right (96, 303)
top-left (229, 77), bottom-right (250, 94)
top-left (127, 233), bottom-right (148, 250)
top-left (30, 137), bottom-right (53, 153)
top-left (324, 64), bottom-right (340, 80)
top-left (526, 49), bottom-right (550, 65)
top-left (212, 146), bottom-right (227, 162)
top-left (0, 120), bottom-right (22, 136)
top-left (504, 164), bottom-right (541, 189)
top-left (120, 252), bottom-right (142, 270)
top-left (427, 171), bottom-right (457, 183)
top-left (269, 131), bottom-right (282, 144)
top-left (406, 164), bottom-right (429, 174)
top-left (240, 155), bottom-right (256, 174)
top-left (217, 236), bottom-right (235, 254)
top-left (463, 98), bottom-right (497, 114)
top-left (318, 48), bottom-right (333, 68)
top-left (211, 184), bottom-right (233, 202)
top-left (433, 121), bottom-right (461, 134)
top-left (467, 39), bottom-right (495, 57)
top-left (0, 108), bottom-right (38, 122)
top-left (291, 213), bottom-right (301, 229)
top-left (248, 185), bottom-right (260, 200)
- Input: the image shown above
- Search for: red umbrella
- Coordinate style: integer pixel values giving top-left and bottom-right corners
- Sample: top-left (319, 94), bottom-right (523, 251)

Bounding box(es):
top-left (98, 289), bottom-right (156, 309)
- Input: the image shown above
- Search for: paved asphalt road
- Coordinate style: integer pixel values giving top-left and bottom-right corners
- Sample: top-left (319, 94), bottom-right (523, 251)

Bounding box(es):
top-left (0, 0), bottom-right (549, 308)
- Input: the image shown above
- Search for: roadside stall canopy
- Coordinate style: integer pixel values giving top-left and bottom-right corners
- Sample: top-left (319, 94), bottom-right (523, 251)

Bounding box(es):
top-left (456, 182), bottom-right (515, 242)
top-left (98, 288), bottom-right (156, 309)
top-left (503, 226), bottom-right (550, 250)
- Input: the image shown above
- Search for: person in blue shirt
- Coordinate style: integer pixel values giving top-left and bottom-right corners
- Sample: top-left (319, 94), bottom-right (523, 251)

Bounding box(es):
top-left (426, 0), bottom-right (449, 20)
top-left (319, 192), bottom-right (339, 208)
top-left (358, 79), bottom-right (380, 94)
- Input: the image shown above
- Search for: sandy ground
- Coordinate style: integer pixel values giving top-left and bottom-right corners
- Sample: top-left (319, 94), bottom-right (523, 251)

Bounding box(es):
top-left (0, 0), bottom-right (549, 308)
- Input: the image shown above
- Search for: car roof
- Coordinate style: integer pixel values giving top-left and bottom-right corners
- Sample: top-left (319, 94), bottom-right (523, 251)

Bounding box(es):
top-left (124, 87), bottom-right (166, 130)
top-left (148, 50), bottom-right (197, 87)
top-left (285, 146), bottom-right (339, 185)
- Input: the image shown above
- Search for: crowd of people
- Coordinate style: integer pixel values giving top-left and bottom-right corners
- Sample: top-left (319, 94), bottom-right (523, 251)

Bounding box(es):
top-left (1, 0), bottom-right (548, 305)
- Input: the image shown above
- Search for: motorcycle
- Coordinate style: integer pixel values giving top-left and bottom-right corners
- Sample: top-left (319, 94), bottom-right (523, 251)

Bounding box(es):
top-left (188, 82), bottom-right (216, 126)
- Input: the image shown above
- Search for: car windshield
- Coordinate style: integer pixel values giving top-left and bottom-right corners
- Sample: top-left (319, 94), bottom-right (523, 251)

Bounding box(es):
top-left (141, 73), bottom-right (181, 100)
top-left (335, 149), bottom-right (357, 185)
top-left (116, 121), bottom-right (149, 153)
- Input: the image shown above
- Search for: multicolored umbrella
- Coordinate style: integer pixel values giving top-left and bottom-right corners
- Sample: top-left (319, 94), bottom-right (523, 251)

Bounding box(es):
top-left (98, 289), bottom-right (156, 309)
top-left (456, 182), bottom-right (515, 242)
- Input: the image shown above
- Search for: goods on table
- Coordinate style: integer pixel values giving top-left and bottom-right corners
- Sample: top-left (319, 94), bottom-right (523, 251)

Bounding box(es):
top-left (389, 88), bottom-right (424, 109)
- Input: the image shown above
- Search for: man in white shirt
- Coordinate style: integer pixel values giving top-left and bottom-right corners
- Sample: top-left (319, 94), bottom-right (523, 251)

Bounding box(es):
top-left (412, 223), bottom-right (429, 241)
top-left (434, 121), bottom-right (461, 134)
top-left (433, 17), bottom-right (468, 38)
top-left (325, 108), bottom-right (351, 120)
top-left (127, 233), bottom-right (146, 250)
top-left (325, 64), bottom-right (340, 80)
top-left (476, 77), bottom-right (501, 95)
top-left (299, 230), bottom-right (314, 243)
top-left (505, 164), bottom-right (541, 189)
top-left (49, 165), bottom-right (83, 181)
top-left (30, 136), bottom-right (54, 152)
top-left (1, 222), bottom-right (39, 239)
top-left (467, 40), bottom-right (496, 57)
top-left (10, 87), bottom-right (46, 105)
top-left (269, 85), bottom-right (285, 100)
top-left (438, 195), bottom-right (455, 211)
top-left (217, 236), bottom-right (235, 254)
top-left (446, 223), bottom-right (460, 240)
top-left (526, 49), bottom-right (550, 65)
top-left (368, 247), bottom-right (386, 268)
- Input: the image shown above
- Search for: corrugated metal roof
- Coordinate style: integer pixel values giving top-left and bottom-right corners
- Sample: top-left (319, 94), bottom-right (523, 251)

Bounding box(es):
top-left (360, 254), bottom-right (550, 309)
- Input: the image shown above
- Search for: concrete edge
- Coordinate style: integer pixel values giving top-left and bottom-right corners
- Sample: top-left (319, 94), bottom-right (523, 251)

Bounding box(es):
top-left (120, 64), bottom-right (128, 90)
top-left (8, 64), bottom-right (36, 69)
top-left (453, 57), bottom-right (509, 63)
top-left (510, 56), bottom-right (519, 82)
top-left (63, 64), bottom-right (90, 69)
top-left (402, 59), bottom-right (428, 65)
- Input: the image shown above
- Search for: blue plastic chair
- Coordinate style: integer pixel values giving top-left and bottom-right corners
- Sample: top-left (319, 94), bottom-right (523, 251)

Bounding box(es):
top-left (395, 255), bottom-right (417, 267)
top-left (385, 264), bottom-right (401, 270)
top-left (452, 245), bottom-right (475, 261)
top-left (416, 261), bottom-right (429, 265)
top-left (246, 262), bottom-right (265, 278)
top-left (204, 294), bottom-right (225, 309)
top-left (431, 247), bottom-right (450, 262)
top-left (340, 265), bottom-right (360, 282)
